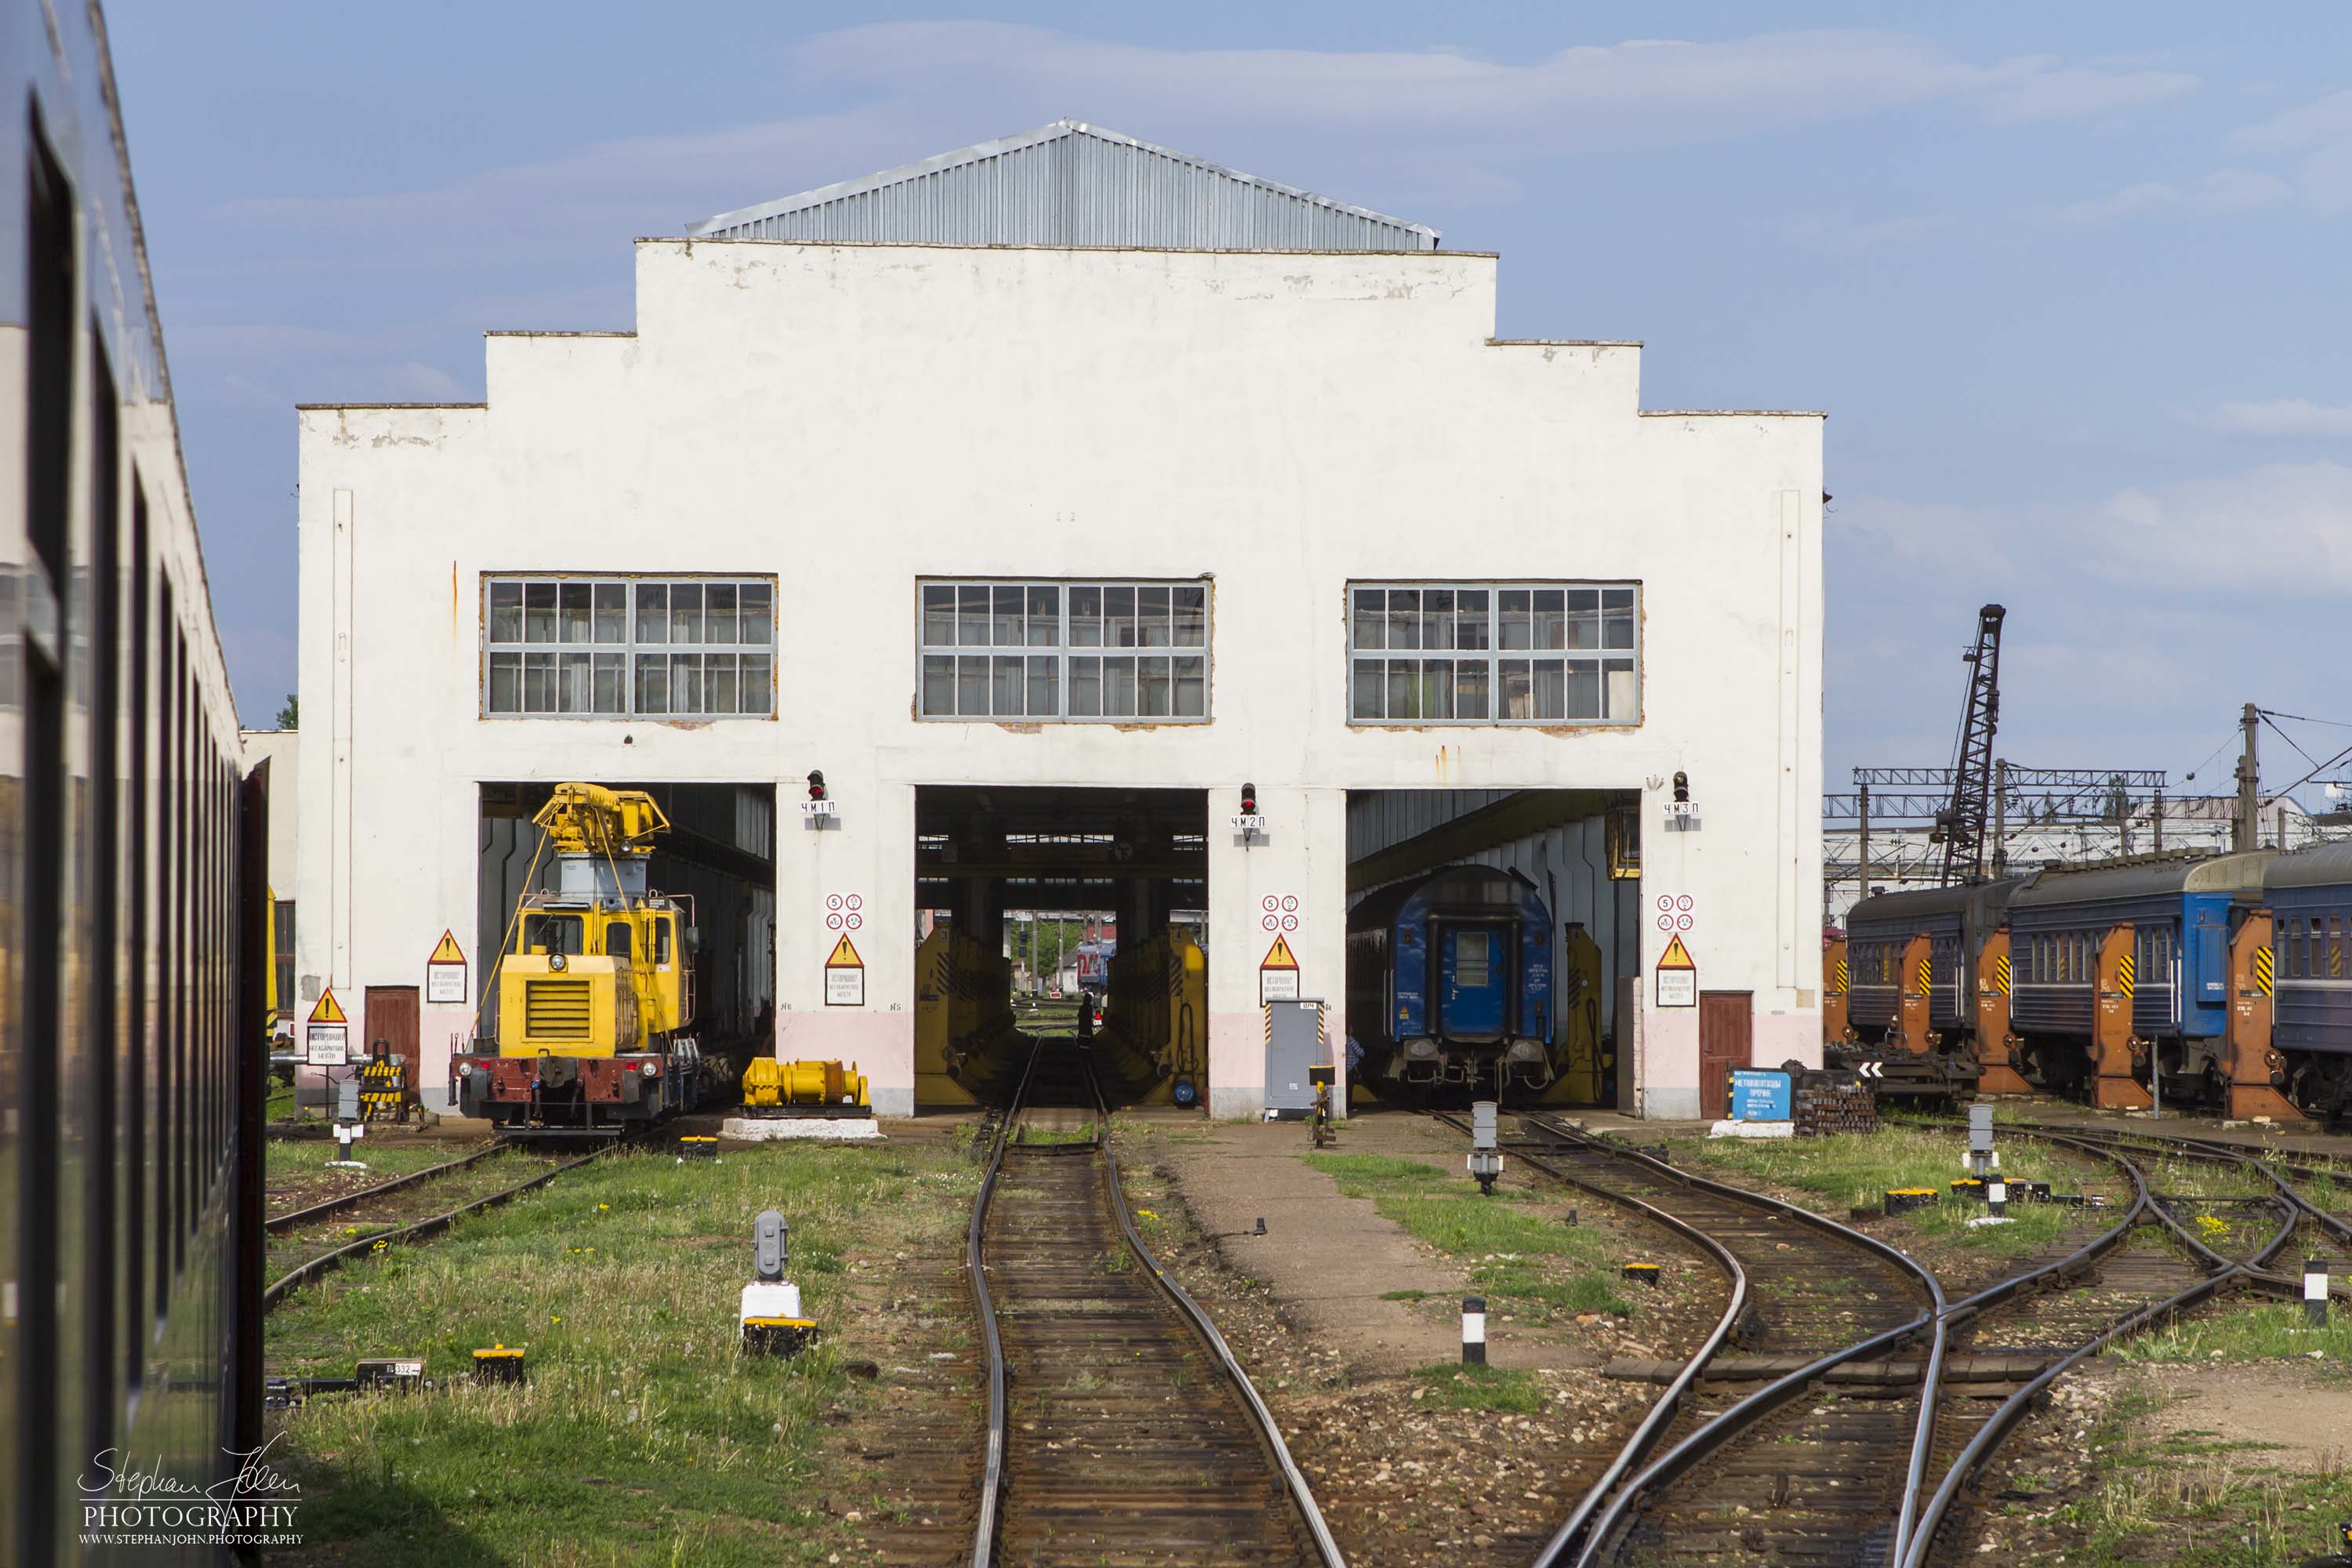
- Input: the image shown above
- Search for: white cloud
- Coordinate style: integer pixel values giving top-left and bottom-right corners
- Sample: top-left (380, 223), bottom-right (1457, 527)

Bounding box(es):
top-left (2092, 463), bottom-right (2352, 590)
top-left (2221, 88), bottom-right (2352, 215)
top-left (2040, 167), bottom-right (2292, 226)
top-left (209, 26), bottom-right (2198, 267)
top-left (2208, 399), bottom-right (2352, 437)
top-left (1835, 462), bottom-right (2352, 594)
top-left (2226, 88), bottom-right (2352, 155)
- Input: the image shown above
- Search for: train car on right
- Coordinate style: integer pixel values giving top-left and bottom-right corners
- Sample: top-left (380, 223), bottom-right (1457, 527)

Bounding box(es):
top-left (2006, 851), bottom-right (2276, 1108)
top-left (2259, 840), bottom-right (2352, 1120)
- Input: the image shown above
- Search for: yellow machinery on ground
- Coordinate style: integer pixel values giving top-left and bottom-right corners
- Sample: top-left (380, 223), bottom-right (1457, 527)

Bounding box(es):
top-left (743, 1058), bottom-right (871, 1110)
top-left (1540, 924), bottom-right (1608, 1105)
top-left (452, 782), bottom-right (715, 1137)
top-left (913, 924), bottom-right (1020, 1106)
top-left (1096, 926), bottom-right (1207, 1109)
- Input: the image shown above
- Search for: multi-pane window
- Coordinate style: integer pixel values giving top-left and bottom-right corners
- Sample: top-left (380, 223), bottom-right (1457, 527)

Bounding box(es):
top-left (483, 575), bottom-right (775, 717)
top-left (918, 579), bottom-right (1210, 721)
top-left (1348, 582), bottom-right (1639, 724)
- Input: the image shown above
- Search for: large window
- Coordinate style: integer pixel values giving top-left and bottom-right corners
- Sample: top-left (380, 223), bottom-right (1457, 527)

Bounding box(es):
top-left (483, 575), bottom-right (775, 717)
top-left (918, 579), bottom-right (1210, 721)
top-left (1348, 582), bottom-right (1639, 725)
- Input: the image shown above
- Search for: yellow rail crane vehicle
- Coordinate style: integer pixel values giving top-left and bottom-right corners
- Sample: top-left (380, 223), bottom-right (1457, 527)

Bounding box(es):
top-left (452, 783), bottom-right (723, 1137)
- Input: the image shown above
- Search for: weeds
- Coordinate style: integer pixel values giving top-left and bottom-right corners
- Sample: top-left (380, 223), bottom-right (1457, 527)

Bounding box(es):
top-left (1305, 1150), bottom-right (1632, 1320)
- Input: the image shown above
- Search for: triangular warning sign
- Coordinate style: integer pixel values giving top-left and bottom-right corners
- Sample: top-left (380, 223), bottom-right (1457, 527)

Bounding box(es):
top-left (430, 930), bottom-right (465, 964)
top-left (1658, 934), bottom-right (1696, 970)
top-left (1261, 935), bottom-right (1299, 970)
top-left (826, 935), bottom-right (863, 967)
top-left (308, 989), bottom-right (348, 1025)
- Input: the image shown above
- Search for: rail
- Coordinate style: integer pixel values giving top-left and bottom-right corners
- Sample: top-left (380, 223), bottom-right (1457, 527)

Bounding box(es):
top-left (964, 1043), bottom-right (1342, 1567)
top-left (1900, 1124), bottom-right (2301, 1566)
top-left (263, 1146), bottom-right (606, 1312)
top-left (963, 1038), bottom-right (1041, 1567)
top-left (1082, 1058), bottom-right (1348, 1568)
top-left (266, 1143), bottom-right (507, 1235)
top-left (1483, 1114), bottom-right (1947, 1566)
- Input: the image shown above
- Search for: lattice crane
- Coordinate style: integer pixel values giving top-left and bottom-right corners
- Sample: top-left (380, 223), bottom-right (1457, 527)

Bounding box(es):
top-left (1930, 605), bottom-right (2005, 885)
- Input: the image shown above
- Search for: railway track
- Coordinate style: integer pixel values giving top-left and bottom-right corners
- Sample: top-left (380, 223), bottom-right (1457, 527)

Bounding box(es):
top-left (967, 1040), bottom-right (1343, 1567)
top-left (263, 1143), bottom-right (608, 1313)
top-left (1454, 1112), bottom-right (1946, 1567)
top-left (1425, 1110), bottom-right (2348, 1567)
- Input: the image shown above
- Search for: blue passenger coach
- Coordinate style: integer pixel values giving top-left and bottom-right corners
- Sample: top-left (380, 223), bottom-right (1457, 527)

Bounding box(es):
top-left (2007, 852), bottom-right (2273, 1095)
top-left (2263, 841), bottom-right (2352, 1116)
top-left (1347, 865), bottom-right (1554, 1091)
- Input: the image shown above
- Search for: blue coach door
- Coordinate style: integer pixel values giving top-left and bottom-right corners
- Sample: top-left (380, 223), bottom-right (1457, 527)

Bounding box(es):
top-left (1439, 924), bottom-right (1511, 1038)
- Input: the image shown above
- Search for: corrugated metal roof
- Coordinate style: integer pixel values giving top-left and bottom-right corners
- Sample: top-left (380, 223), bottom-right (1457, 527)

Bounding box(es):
top-left (685, 119), bottom-right (1438, 251)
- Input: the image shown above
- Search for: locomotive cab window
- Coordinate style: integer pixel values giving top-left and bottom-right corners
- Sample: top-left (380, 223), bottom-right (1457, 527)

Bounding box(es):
top-left (1348, 581), bottom-right (1639, 725)
top-left (526, 913), bottom-right (584, 955)
top-left (605, 921), bottom-right (632, 960)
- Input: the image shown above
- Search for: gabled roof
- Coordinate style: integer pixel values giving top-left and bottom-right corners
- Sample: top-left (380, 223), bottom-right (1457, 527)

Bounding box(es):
top-left (685, 119), bottom-right (1439, 252)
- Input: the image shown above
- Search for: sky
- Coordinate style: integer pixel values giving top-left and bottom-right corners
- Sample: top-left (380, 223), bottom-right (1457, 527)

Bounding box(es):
top-left (107, 4), bottom-right (2352, 811)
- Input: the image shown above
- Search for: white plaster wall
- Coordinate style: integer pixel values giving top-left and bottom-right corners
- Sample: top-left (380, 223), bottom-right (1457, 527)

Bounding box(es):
top-left (296, 241), bottom-right (1824, 1119)
top-left (240, 728), bottom-right (298, 894)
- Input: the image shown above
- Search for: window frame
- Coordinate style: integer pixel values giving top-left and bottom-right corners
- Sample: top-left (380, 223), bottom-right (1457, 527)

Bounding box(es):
top-left (915, 576), bottom-right (1213, 724)
top-left (1345, 579), bottom-right (1642, 728)
top-left (480, 572), bottom-right (777, 720)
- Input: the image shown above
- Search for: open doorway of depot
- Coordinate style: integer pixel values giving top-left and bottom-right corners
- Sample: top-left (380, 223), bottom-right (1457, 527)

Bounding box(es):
top-left (1345, 788), bottom-right (1640, 1107)
top-left (475, 782), bottom-right (777, 1055)
top-left (913, 786), bottom-right (1206, 1109)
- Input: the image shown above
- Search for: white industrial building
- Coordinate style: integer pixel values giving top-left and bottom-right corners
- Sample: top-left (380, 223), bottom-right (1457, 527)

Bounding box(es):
top-left (294, 121), bottom-right (1824, 1119)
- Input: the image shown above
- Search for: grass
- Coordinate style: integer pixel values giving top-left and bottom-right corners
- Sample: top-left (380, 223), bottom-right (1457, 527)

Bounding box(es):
top-left (270, 1134), bottom-right (485, 1188)
top-left (2045, 1386), bottom-right (2351, 1566)
top-left (1675, 1124), bottom-right (2113, 1258)
top-left (2113, 1301), bottom-right (2352, 1367)
top-left (1013, 1121), bottom-right (1098, 1146)
top-left (1304, 1151), bottom-right (1633, 1320)
top-left (1409, 1362), bottom-right (1545, 1412)
top-left (267, 1142), bottom-right (978, 1566)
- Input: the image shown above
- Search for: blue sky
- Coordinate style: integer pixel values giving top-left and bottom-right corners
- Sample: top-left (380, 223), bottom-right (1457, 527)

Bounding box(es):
top-left (109, 5), bottom-right (2352, 806)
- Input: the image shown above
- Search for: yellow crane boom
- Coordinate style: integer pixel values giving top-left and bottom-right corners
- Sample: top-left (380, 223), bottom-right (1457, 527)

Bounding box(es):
top-left (532, 782), bottom-right (670, 859)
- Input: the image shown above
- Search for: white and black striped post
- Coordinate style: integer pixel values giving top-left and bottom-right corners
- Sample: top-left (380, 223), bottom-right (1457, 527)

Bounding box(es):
top-left (1461, 1296), bottom-right (1487, 1366)
top-left (2307, 1258), bottom-right (2331, 1330)
top-left (1987, 1178), bottom-right (2007, 1218)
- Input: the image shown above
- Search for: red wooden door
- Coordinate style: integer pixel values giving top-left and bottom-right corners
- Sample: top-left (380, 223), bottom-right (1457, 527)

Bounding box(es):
top-left (1699, 991), bottom-right (1753, 1119)
top-left (365, 985), bottom-right (421, 1100)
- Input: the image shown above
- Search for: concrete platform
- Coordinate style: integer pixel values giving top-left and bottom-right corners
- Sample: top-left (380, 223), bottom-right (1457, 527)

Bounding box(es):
top-left (722, 1116), bottom-right (884, 1142)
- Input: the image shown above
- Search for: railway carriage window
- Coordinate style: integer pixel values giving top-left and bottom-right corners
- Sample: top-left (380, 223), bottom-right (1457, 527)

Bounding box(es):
top-left (918, 579), bottom-right (1211, 721)
top-left (1349, 582), bottom-right (1639, 726)
top-left (2333, 916), bottom-right (2346, 978)
top-left (1454, 931), bottom-right (1491, 987)
top-left (483, 575), bottom-right (775, 717)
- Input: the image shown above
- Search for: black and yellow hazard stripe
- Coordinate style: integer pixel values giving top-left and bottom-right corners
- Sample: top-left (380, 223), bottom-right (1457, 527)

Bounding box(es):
top-left (2117, 952), bottom-right (2136, 999)
top-left (2254, 944), bottom-right (2274, 997)
top-left (1915, 957), bottom-right (1933, 995)
top-left (1993, 954), bottom-right (2011, 996)
top-left (1832, 956), bottom-right (1849, 994)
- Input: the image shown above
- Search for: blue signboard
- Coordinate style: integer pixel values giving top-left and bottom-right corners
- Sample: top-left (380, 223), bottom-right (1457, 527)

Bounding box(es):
top-left (1730, 1069), bottom-right (1792, 1121)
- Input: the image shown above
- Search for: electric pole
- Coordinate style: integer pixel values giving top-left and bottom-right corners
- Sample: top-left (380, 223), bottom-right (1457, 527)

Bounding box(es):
top-left (2234, 702), bottom-right (2259, 852)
